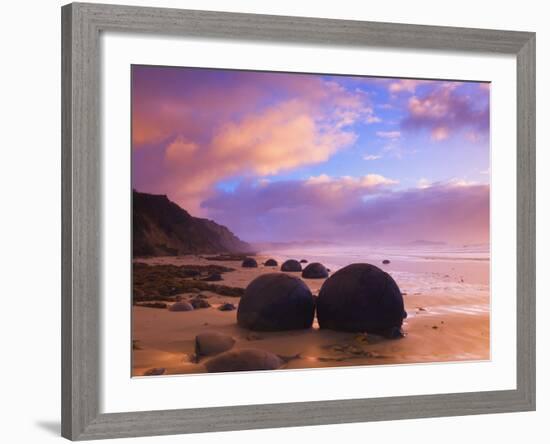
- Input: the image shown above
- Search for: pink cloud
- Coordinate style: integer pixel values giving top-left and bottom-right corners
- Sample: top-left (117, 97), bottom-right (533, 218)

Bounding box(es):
top-left (133, 68), bottom-right (377, 214)
top-left (431, 126), bottom-right (450, 141)
top-left (202, 176), bottom-right (488, 245)
top-left (402, 82), bottom-right (489, 142)
top-left (388, 79), bottom-right (432, 94)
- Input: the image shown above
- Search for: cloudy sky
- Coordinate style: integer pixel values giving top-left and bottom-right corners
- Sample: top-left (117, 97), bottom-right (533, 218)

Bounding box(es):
top-left (132, 66), bottom-right (490, 245)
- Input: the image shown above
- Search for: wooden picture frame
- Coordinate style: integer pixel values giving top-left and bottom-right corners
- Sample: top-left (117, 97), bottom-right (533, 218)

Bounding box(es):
top-left (61, 2), bottom-right (535, 440)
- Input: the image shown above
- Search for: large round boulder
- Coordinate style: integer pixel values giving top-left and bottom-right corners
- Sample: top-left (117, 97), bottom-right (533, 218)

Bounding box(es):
top-left (237, 273), bottom-right (314, 331)
top-left (264, 258), bottom-right (278, 267)
top-left (281, 259), bottom-right (302, 272)
top-left (302, 262), bottom-right (329, 279)
top-left (316, 263), bottom-right (406, 335)
top-left (242, 257), bottom-right (258, 268)
top-left (204, 349), bottom-right (283, 373)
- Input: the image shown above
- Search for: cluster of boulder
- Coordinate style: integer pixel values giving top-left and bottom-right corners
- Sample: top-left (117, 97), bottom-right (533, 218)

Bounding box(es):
top-left (146, 261), bottom-right (406, 375)
top-left (237, 263), bottom-right (406, 338)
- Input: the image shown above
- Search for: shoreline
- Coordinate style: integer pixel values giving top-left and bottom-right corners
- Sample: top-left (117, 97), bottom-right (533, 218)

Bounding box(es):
top-left (132, 252), bottom-right (490, 376)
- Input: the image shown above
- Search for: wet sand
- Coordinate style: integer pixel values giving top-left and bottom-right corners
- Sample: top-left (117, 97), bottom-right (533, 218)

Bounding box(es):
top-left (132, 253), bottom-right (490, 376)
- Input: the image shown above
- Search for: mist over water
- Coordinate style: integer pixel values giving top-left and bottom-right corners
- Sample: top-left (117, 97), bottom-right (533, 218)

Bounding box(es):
top-left (263, 243), bottom-right (489, 271)
top-left (263, 243), bottom-right (490, 299)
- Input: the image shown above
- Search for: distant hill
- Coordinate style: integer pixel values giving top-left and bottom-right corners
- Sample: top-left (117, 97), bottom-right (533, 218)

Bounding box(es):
top-left (133, 190), bottom-right (252, 256)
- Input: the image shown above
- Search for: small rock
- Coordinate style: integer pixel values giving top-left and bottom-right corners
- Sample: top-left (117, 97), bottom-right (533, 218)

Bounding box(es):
top-left (169, 301), bottom-right (194, 312)
top-left (354, 333), bottom-right (369, 344)
top-left (204, 349), bottom-right (284, 373)
top-left (143, 367), bottom-right (165, 376)
top-left (218, 303), bottom-right (236, 311)
top-left (382, 259), bottom-right (391, 265)
top-left (202, 272), bottom-right (223, 282)
top-left (136, 302), bottom-right (167, 309)
top-left (190, 298), bottom-right (211, 309)
top-left (195, 332), bottom-right (236, 357)
top-left (300, 259), bottom-right (308, 263)
top-left (264, 258), bottom-right (278, 267)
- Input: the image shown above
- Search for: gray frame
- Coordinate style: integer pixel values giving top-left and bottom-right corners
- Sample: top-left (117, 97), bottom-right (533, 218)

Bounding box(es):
top-left (61, 2), bottom-right (536, 440)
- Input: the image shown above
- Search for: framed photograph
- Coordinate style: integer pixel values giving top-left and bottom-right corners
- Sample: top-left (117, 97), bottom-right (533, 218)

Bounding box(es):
top-left (62, 2), bottom-right (535, 440)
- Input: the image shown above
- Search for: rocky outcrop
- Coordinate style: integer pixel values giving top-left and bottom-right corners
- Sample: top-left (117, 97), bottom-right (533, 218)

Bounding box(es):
top-left (133, 190), bottom-right (251, 256)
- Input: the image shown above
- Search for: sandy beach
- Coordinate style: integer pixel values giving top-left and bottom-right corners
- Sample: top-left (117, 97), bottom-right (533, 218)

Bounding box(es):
top-left (132, 247), bottom-right (490, 376)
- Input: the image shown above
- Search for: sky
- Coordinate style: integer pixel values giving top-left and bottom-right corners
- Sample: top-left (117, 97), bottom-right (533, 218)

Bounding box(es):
top-left (132, 65), bottom-right (490, 246)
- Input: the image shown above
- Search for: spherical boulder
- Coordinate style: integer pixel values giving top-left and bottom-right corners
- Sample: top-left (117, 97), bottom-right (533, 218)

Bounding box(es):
top-left (316, 263), bottom-right (406, 335)
top-left (237, 273), bottom-right (314, 331)
top-left (281, 259), bottom-right (302, 272)
top-left (300, 259), bottom-right (308, 263)
top-left (264, 258), bottom-right (278, 267)
top-left (301, 262), bottom-right (329, 279)
top-left (204, 349), bottom-right (283, 373)
top-left (242, 257), bottom-right (258, 268)
top-left (168, 301), bottom-right (194, 312)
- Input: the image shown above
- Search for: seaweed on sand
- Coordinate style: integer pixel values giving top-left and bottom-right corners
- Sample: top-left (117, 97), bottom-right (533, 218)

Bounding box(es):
top-left (133, 262), bottom-right (244, 302)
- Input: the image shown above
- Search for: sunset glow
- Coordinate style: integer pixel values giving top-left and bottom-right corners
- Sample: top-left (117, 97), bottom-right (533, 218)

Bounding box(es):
top-left (132, 66), bottom-right (490, 245)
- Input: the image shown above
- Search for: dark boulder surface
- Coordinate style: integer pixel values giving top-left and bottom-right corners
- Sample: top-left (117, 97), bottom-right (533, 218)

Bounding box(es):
top-left (302, 262), bottom-right (329, 279)
top-left (195, 332), bottom-right (236, 357)
top-left (300, 259), bottom-right (308, 263)
top-left (264, 258), bottom-right (278, 267)
top-left (168, 301), bottom-right (194, 312)
top-left (316, 263), bottom-right (406, 335)
top-left (281, 259), bottom-right (302, 272)
top-left (237, 273), bottom-right (314, 331)
top-left (242, 257), bottom-right (258, 268)
top-left (204, 349), bottom-right (284, 373)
